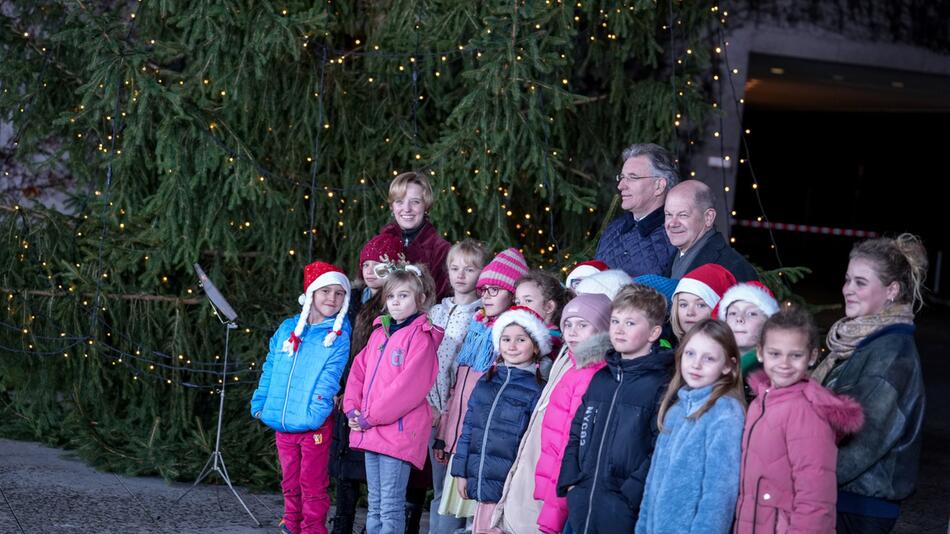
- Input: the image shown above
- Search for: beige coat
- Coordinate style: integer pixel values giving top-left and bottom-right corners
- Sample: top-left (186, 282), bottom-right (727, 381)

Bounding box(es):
top-left (490, 346), bottom-right (571, 533)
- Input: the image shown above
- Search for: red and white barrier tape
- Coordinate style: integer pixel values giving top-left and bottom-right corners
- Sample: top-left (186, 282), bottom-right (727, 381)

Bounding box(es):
top-left (732, 219), bottom-right (879, 238)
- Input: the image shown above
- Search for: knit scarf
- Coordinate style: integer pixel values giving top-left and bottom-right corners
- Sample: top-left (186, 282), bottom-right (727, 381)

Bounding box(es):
top-left (812, 303), bottom-right (914, 384)
top-left (455, 309), bottom-right (498, 372)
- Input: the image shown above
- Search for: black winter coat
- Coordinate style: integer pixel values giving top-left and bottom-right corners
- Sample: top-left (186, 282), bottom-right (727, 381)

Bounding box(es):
top-left (451, 364), bottom-right (543, 503)
top-left (557, 346), bottom-right (674, 534)
top-left (329, 289), bottom-right (367, 481)
top-left (823, 323), bottom-right (925, 502)
top-left (666, 230), bottom-right (759, 282)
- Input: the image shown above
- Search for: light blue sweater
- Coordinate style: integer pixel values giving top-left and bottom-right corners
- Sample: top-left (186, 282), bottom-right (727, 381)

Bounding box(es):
top-left (635, 384), bottom-right (745, 534)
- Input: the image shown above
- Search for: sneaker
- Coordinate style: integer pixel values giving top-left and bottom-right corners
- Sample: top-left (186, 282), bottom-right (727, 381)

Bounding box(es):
top-left (278, 519), bottom-right (295, 534)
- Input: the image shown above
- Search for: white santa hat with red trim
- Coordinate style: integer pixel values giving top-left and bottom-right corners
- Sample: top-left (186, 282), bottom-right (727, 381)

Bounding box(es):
top-left (715, 281), bottom-right (780, 320)
top-left (284, 261), bottom-right (352, 353)
top-left (491, 305), bottom-right (553, 357)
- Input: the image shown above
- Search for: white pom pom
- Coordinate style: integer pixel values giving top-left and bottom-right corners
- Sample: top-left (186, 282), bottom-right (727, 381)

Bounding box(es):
top-left (298, 293), bottom-right (306, 306)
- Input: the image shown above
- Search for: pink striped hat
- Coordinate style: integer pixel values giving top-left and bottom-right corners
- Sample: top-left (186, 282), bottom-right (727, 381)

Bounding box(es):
top-left (476, 247), bottom-right (529, 293)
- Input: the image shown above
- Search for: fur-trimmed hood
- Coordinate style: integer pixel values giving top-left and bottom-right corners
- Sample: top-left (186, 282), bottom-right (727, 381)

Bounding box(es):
top-left (747, 370), bottom-right (864, 440)
top-left (571, 332), bottom-right (612, 369)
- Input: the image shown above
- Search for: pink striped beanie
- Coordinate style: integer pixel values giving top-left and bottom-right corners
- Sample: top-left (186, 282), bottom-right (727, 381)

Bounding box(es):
top-left (476, 247), bottom-right (529, 293)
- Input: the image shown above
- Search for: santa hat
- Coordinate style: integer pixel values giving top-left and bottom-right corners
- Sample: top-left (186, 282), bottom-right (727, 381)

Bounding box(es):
top-left (477, 248), bottom-right (529, 293)
top-left (491, 305), bottom-right (553, 357)
top-left (359, 234), bottom-right (405, 266)
top-left (560, 293), bottom-right (612, 333)
top-left (284, 261), bottom-right (352, 353)
top-left (715, 281), bottom-right (779, 320)
top-left (574, 269), bottom-right (632, 300)
top-left (673, 263), bottom-right (737, 310)
top-left (566, 260), bottom-right (609, 288)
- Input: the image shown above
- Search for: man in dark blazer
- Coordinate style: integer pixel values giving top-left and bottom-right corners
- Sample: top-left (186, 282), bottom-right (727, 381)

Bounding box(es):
top-left (663, 180), bottom-right (758, 282)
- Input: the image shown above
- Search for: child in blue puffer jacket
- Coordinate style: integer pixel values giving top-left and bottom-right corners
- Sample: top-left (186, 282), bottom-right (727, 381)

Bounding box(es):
top-left (451, 306), bottom-right (550, 534)
top-left (251, 261), bottom-right (352, 534)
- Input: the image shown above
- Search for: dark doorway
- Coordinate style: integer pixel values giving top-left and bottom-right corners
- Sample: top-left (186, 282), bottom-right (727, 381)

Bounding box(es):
top-left (731, 53), bottom-right (950, 302)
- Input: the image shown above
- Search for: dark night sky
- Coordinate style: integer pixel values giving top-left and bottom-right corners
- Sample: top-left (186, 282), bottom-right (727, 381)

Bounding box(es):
top-left (731, 108), bottom-right (947, 299)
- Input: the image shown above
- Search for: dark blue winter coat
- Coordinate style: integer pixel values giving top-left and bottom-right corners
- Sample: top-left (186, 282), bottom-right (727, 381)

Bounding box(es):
top-left (451, 364), bottom-right (544, 503)
top-left (595, 207), bottom-right (676, 279)
top-left (557, 346), bottom-right (674, 534)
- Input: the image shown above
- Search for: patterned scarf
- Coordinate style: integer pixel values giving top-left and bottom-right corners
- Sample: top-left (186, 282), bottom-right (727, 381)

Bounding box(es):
top-left (812, 303), bottom-right (914, 384)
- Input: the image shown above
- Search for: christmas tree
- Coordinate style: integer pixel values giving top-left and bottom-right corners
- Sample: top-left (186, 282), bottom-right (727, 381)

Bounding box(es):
top-left (1, 0), bottom-right (716, 486)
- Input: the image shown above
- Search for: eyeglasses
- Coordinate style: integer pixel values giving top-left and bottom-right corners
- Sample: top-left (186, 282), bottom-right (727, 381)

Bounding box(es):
top-left (477, 286), bottom-right (503, 297)
top-left (615, 173), bottom-right (662, 183)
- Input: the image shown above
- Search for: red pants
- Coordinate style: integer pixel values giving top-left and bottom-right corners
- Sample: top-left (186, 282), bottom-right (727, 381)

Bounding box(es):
top-left (276, 419), bottom-right (333, 534)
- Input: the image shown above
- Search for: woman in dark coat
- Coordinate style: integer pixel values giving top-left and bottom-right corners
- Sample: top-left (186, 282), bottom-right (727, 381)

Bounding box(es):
top-left (812, 234), bottom-right (928, 534)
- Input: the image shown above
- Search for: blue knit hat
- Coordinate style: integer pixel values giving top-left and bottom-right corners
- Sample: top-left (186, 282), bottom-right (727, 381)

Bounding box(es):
top-left (633, 274), bottom-right (678, 306)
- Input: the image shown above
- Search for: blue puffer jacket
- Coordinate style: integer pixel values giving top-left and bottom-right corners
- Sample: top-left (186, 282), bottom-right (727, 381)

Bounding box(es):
top-left (451, 364), bottom-right (544, 503)
top-left (250, 314), bottom-right (351, 433)
top-left (595, 208), bottom-right (676, 279)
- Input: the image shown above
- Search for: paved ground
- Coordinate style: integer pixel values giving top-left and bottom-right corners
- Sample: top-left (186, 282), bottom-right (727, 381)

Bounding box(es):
top-left (0, 438), bottom-right (289, 533)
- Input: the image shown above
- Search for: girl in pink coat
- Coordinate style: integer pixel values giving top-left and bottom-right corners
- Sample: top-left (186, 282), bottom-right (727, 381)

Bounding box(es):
top-left (534, 293), bottom-right (612, 533)
top-left (343, 265), bottom-right (442, 534)
top-left (735, 307), bottom-right (863, 534)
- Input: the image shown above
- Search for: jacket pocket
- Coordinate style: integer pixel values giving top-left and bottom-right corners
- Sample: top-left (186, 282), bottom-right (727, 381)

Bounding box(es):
top-left (755, 477), bottom-right (792, 533)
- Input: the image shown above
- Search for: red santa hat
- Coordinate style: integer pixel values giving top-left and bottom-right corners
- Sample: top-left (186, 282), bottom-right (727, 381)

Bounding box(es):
top-left (673, 264), bottom-right (737, 313)
top-left (715, 281), bottom-right (779, 320)
top-left (284, 261), bottom-right (352, 353)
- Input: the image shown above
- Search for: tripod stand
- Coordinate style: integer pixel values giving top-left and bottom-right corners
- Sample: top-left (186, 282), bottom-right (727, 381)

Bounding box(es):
top-left (176, 266), bottom-right (261, 527)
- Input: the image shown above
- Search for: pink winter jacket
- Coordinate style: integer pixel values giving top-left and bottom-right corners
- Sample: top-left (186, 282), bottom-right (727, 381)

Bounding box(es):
top-left (435, 364), bottom-right (483, 455)
top-left (343, 314), bottom-right (443, 469)
top-left (535, 333), bottom-right (610, 534)
top-left (734, 371), bottom-right (864, 534)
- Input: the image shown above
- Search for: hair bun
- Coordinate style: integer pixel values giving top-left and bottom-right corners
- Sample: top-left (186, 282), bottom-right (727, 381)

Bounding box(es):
top-left (895, 233), bottom-right (928, 307)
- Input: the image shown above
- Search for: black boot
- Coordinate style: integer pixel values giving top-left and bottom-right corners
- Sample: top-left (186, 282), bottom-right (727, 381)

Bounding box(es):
top-left (404, 487), bottom-right (426, 534)
top-left (331, 479), bottom-right (359, 534)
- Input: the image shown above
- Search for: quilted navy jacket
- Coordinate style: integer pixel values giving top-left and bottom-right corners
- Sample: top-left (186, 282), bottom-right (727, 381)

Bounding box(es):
top-left (451, 364), bottom-right (544, 503)
top-left (595, 207), bottom-right (676, 279)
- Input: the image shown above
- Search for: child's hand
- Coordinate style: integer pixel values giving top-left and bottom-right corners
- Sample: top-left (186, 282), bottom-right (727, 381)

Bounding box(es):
top-left (434, 449), bottom-right (448, 465)
top-left (348, 410), bottom-right (362, 431)
top-left (456, 477), bottom-right (468, 500)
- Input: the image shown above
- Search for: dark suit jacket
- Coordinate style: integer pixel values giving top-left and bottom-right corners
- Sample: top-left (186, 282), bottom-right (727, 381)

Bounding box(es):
top-left (666, 230), bottom-right (758, 282)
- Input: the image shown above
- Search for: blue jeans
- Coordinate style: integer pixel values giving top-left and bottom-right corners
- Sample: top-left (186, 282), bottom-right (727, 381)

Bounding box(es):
top-left (428, 428), bottom-right (465, 534)
top-left (364, 451), bottom-right (411, 534)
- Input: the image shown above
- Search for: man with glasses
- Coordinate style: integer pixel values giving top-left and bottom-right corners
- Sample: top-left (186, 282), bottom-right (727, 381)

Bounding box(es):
top-left (594, 143), bottom-right (679, 279)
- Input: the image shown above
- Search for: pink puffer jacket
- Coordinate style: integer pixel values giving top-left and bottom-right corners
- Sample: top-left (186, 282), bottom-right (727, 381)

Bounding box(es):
top-left (734, 371), bottom-right (864, 534)
top-left (435, 364), bottom-right (483, 455)
top-left (535, 333), bottom-right (610, 534)
top-left (343, 314), bottom-right (442, 469)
